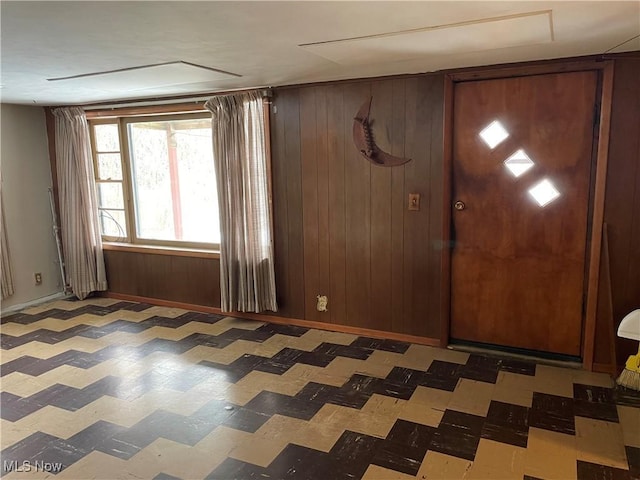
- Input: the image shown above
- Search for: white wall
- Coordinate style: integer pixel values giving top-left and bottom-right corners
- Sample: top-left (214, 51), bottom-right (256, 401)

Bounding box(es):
top-left (1, 104), bottom-right (62, 310)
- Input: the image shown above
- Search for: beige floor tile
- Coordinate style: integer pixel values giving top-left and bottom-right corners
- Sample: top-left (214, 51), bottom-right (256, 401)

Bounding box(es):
top-left (171, 428), bottom-right (252, 478)
top-left (322, 356), bottom-right (393, 380)
top-left (400, 401), bottom-right (446, 428)
top-left (575, 416), bottom-right (629, 469)
top-left (99, 331), bottom-right (155, 347)
top-left (57, 450), bottom-right (155, 480)
top-left (309, 401), bottom-right (398, 440)
top-left (618, 405), bottom-right (640, 448)
top-left (399, 386), bottom-right (451, 428)
top-left (362, 464), bottom-right (416, 479)
top-left (178, 344), bottom-right (228, 364)
top-left (230, 415), bottom-right (303, 466)
top-left (21, 299), bottom-right (90, 314)
top-left (300, 328), bottom-right (358, 346)
top-left (349, 394), bottom-right (407, 438)
top-left (283, 362), bottom-right (350, 387)
top-left (532, 364), bottom-right (575, 398)
top-left (1, 419), bottom-right (34, 450)
top-left (233, 370), bottom-right (308, 399)
top-left (407, 386), bottom-right (452, 409)
top-left (1, 322), bottom-right (41, 335)
top-left (4, 466), bottom-right (59, 480)
top-left (1, 372), bottom-right (58, 397)
top-left (242, 336), bottom-right (301, 358)
top-left (142, 305), bottom-right (190, 318)
top-left (14, 405), bottom-right (101, 439)
top-left (192, 339), bottom-right (264, 365)
top-left (72, 396), bottom-right (163, 429)
top-left (5, 298), bottom-right (637, 480)
top-left (142, 325), bottom-right (194, 341)
top-left (54, 451), bottom-right (125, 480)
top-left (292, 419), bottom-right (346, 452)
top-left (524, 427), bottom-right (577, 480)
top-left (466, 439), bottom-right (526, 479)
top-left (103, 310), bottom-right (156, 323)
top-left (129, 438), bottom-right (198, 478)
top-left (492, 371), bottom-right (535, 407)
top-left (218, 316), bottom-right (265, 330)
top-left (416, 450), bottom-right (473, 479)
top-left (448, 379), bottom-right (494, 417)
top-left (270, 333), bottom-right (324, 352)
top-left (430, 347), bottom-right (471, 365)
top-left (1, 338), bottom-right (107, 363)
top-left (171, 320), bottom-right (229, 336)
top-left (572, 369), bottom-right (614, 388)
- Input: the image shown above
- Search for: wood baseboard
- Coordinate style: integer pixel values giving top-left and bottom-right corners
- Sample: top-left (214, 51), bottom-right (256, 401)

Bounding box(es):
top-left (102, 292), bottom-right (441, 347)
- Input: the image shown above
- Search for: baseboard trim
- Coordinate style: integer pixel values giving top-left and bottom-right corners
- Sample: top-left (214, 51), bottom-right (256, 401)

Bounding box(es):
top-left (103, 292), bottom-right (441, 347)
top-left (1, 291), bottom-right (69, 316)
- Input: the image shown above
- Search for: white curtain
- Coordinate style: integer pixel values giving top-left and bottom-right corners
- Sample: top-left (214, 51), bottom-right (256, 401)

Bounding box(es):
top-left (205, 91), bottom-right (277, 313)
top-left (1, 194), bottom-right (15, 299)
top-left (53, 107), bottom-right (107, 300)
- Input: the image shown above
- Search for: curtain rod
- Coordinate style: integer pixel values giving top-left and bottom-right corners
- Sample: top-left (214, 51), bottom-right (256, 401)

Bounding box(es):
top-left (82, 87), bottom-right (272, 111)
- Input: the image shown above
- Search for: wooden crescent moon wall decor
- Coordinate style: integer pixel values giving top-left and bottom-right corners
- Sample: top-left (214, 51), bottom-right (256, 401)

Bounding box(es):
top-left (352, 96), bottom-right (411, 167)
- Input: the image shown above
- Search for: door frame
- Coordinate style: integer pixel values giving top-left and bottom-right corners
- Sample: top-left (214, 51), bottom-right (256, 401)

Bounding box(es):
top-left (440, 59), bottom-right (615, 371)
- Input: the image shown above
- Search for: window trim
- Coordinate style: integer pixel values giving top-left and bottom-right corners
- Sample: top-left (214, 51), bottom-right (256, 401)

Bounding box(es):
top-left (89, 109), bottom-right (220, 251)
top-left (89, 118), bottom-right (132, 243)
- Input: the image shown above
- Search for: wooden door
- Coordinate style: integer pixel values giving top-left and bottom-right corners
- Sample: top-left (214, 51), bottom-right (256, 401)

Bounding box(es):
top-left (450, 71), bottom-right (598, 357)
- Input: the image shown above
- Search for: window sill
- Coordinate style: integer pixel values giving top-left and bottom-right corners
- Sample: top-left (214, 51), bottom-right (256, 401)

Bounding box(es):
top-left (102, 242), bottom-right (220, 259)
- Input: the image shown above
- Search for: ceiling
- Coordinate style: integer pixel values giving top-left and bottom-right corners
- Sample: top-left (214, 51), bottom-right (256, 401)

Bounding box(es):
top-left (1, 1), bottom-right (638, 106)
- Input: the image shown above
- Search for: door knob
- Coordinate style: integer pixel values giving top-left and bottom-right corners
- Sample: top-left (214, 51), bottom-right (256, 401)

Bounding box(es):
top-left (454, 201), bottom-right (466, 211)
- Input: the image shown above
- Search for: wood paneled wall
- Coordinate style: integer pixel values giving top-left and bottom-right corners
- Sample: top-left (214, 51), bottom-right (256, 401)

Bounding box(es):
top-left (66, 54), bottom-right (637, 360)
top-left (103, 250), bottom-right (221, 308)
top-left (271, 75), bottom-right (445, 338)
top-left (594, 57), bottom-right (640, 367)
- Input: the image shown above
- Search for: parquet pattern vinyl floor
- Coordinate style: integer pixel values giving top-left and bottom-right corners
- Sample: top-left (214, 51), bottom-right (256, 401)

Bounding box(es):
top-left (1, 297), bottom-right (639, 479)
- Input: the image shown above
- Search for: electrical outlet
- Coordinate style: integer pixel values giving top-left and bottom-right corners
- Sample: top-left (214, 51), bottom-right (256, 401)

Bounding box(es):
top-left (34, 273), bottom-right (42, 285)
top-left (316, 295), bottom-right (328, 312)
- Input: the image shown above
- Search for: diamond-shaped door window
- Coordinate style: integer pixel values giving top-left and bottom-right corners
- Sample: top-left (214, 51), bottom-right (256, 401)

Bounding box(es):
top-left (504, 149), bottom-right (535, 178)
top-left (479, 120), bottom-right (509, 149)
top-left (529, 179), bottom-right (560, 207)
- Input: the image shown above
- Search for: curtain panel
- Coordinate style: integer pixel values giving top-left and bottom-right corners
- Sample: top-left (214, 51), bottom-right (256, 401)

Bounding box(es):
top-left (205, 91), bottom-right (278, 313)
top-left (1, 195), bottom-right (15, 299)
top-left (53, 107), bottom-right (107, 300)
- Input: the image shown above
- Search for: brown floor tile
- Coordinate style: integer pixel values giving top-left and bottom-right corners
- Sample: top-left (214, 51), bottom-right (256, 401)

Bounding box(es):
top-left (2, 299), bottom-right (639, 480)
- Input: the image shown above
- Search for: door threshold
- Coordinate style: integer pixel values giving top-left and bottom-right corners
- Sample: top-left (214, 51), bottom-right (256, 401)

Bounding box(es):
top-left (447, 343), bottom-right (583, 370)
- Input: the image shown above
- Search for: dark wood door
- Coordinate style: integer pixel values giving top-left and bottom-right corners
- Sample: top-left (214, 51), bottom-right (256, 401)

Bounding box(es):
top-left (450, 71), bottom-right (598, 356)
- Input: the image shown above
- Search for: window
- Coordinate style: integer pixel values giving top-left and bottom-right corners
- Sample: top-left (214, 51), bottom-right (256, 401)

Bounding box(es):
top-left (89, 112), bottom-right (220, 249)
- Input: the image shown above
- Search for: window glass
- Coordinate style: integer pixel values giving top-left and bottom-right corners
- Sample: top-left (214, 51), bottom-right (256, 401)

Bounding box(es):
top-left (127, 118), bottom-right (219, 244)
top-left (94, 124), bottom-right (120, 151)
top-left (97, 153), bottom-right (123, 180)
top-left (98, 183), bottom-right (125, 209)
top-left (99, 210), bottom-right (127, 238)
top-left (93, 123), bottom-right (127, 239)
